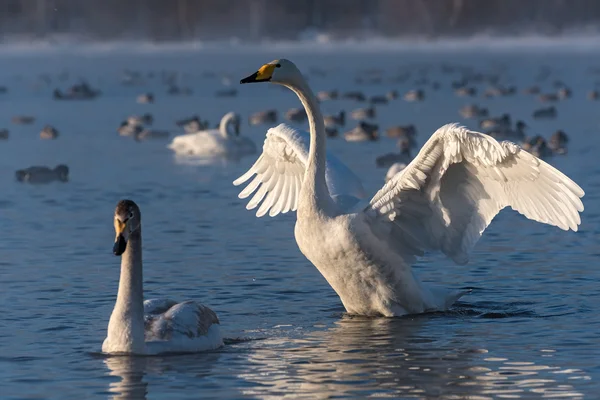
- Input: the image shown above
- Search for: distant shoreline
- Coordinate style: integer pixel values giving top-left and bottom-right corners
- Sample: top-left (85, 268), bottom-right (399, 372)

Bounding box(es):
top-left (1, 34), bottom-right (600, 55)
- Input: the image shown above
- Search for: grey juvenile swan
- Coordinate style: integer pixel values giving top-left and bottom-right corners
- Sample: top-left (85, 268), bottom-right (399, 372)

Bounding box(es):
top-left (103, 200), bottom-right (222, 355)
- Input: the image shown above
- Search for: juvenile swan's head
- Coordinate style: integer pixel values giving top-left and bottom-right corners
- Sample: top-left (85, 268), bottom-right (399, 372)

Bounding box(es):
top-left (240, 59), bottom-right (302, 86)
top-left (113, 199), bottom-right (141, 256)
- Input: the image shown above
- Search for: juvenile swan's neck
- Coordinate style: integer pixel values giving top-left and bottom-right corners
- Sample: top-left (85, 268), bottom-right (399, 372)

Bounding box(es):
top-left (285, 78), bottom-right (334, 216)
top-left (105, 231), bottom-right (145, 354)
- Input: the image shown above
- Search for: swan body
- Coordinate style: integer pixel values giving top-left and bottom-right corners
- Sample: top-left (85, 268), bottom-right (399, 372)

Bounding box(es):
top-left (236, 59), bottom-right (584, 317)
top-left (168, 112), bottom-right (256, 158)
top-left (102, 200), bottom-right (222, 355)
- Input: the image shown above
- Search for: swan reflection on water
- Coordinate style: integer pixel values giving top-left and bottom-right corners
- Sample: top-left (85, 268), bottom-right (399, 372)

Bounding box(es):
top-left (237, 316), bottom-right (589, 399)
top-left (103, 350), bottom-right (222, 399)
top-left (105, 357), bottom-right (148, 400)
top-left (172, 153), bottom-right (246, 167)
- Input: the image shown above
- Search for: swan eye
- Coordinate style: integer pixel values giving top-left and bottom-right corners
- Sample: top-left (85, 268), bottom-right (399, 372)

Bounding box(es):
top-left (128, 211), bottom-right (134, 219)
top-left (276, 64), bottom-right (281, 68)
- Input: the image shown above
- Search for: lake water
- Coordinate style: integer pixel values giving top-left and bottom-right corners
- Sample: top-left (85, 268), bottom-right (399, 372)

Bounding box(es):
top-left (0, 43), bottom-right (598, 399)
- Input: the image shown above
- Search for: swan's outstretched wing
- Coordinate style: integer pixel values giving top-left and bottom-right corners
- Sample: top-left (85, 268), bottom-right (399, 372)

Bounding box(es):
top-left (364, 123), bottom-right (584, 265)
top-left (234, 123), bottom-right (367, 217)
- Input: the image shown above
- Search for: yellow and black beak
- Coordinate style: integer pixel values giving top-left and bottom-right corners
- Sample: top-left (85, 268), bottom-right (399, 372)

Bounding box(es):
top-left (113, 219), bottom-right (128, 256)
top-left (240, 63), bottom-right (276, 84)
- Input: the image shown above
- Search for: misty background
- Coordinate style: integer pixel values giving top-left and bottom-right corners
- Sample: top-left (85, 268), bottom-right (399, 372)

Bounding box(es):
top-left (2, 0), bottom-right (600, 43)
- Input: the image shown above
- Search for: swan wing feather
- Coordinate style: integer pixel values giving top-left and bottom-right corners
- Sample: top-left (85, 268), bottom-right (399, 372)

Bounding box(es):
top-left (234, 123), bottom-right (366, 217)
top-left (144, 298), bottom-right (179, 315)
top-left (145, 300), bottom-right (220, 341)
top-left (364, 123), bottom-right (584, 265)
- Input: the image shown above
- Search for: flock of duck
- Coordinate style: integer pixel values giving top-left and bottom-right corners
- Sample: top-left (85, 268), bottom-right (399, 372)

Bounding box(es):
top-left (9, 59), bottom-right (584, 186)
top-left (6, 59), bottom-right (585, 356)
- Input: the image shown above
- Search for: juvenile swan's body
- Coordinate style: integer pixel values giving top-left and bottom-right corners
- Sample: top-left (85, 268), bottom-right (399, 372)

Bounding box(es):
top-left (235, 59), bottom-right (585, 317)
top-left (102, 200), bottom-right (222, 354)
top-left (168, 112), bottom-right (256, 158)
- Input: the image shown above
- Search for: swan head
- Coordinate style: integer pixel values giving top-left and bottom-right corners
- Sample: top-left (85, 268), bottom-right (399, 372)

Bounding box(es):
top-left (113, 199), bottom-right (141, 256)
top-left (240, 59), bottom-right (302, 86)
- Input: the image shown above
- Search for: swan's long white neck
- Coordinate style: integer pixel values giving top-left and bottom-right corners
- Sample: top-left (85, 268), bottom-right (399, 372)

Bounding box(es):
top-left (284, 77), bottom-right (335, 216)
top-left (105, 230), bottom-right (145, 354)
top-left (219, 113), bottom-right (235, 138)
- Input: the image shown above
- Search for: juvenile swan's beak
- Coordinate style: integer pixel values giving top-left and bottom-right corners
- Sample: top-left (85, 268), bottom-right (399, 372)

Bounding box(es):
top-left (113, 235), bottom-right (127, 256)
top-left (113, 219), bottom-right (128, 256)
top-left (240, 63), bottom-right (276, 84)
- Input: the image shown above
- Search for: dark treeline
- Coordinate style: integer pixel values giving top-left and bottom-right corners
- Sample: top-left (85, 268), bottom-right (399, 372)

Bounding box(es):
top-left (1, 0), bottom-right (600, 42)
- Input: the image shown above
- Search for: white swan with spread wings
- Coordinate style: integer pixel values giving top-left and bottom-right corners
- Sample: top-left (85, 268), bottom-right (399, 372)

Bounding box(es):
top-left (234, 59), bottom-right (584, 317)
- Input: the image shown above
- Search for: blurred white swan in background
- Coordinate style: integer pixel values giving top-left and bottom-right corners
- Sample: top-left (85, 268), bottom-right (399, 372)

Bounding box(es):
top-left (168, 112), bottom-right (256, 158)
top-left (102, 200), bottom-right (223, 355)
top-left (385, 162), bottom-right (407, 182)
top-left (234, 59), bottom-right (584, 317)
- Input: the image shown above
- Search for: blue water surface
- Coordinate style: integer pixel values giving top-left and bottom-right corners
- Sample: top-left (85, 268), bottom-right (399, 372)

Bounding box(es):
top-left (0, 46), bottom-right (598, 399)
